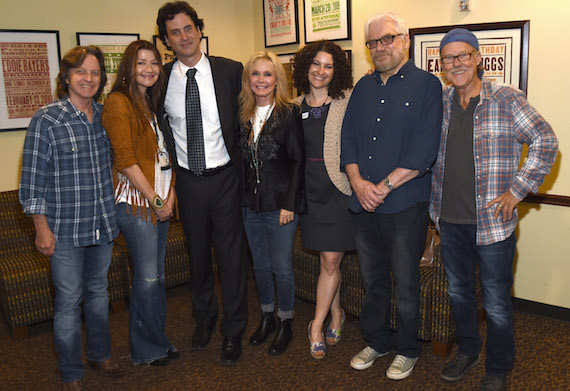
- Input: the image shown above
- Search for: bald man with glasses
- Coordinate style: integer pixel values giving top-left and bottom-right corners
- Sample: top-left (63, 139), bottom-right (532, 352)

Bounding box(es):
top-left (340, 12), bottom-right (442, 380)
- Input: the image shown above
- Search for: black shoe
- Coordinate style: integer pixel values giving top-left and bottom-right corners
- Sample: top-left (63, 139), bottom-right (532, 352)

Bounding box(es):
top-left (249, 312), bottom-right (276, 347)
top-left (191, 324), bottom-right (213, 351)
top-left (268, 318), bottom-right (292, 356)
top-left (441, 353), bottom-right (481, 382)
top-left (149, 356), bottom-right (170, 366)
top-left (167, 350), bottom-right (180, 360)
top-left (220, 337), bottom-right (242, 366)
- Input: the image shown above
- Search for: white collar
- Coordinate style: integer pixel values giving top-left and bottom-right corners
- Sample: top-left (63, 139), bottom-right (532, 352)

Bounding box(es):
top-left (176, 52), bottom-right (210, 78)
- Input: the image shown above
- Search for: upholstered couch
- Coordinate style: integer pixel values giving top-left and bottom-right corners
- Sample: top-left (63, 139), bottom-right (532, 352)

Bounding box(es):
top-left (1, 187), bottom-right (457, 356)
top-left (291, 229), bottom-right (455, 357)
top-left (0, 190), bottom-right (192, 339)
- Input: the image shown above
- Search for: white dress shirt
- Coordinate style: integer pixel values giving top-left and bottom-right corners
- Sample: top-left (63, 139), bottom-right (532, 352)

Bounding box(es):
top-left (164, 52), bottom-right (230, 170)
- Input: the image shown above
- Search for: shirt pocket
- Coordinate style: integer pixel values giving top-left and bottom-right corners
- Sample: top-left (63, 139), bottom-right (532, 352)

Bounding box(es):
top-left (52, 123), bottom-right (90, 155)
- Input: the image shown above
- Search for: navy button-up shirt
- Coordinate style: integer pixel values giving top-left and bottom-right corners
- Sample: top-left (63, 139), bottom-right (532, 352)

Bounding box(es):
top-left (19, 98), bottom-right (118, 246)
top-left (341, 60), bottom-right (442, 214)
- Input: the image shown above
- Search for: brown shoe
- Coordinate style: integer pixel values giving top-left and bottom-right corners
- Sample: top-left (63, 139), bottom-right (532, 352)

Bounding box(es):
top-left (62, 379), bottom-right (82, 391)
top-left (87, 358), bottom-right (125, 377)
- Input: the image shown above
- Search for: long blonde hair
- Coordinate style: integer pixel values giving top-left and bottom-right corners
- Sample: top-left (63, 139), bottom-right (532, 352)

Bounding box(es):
top-left (238, 51), bottom-right (297, 126)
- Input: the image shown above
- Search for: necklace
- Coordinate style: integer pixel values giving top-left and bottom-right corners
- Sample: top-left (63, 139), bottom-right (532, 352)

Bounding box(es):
top-left (307, 95), bottom-right (330, 119)
top-left (249, 103), bottom-right (275, 190)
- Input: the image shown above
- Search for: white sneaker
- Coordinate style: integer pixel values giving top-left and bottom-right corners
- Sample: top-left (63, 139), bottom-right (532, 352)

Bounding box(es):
top-left (350, 346), bottom-right (389, 370)
top-left (386, 354), bottom-right (418, 380)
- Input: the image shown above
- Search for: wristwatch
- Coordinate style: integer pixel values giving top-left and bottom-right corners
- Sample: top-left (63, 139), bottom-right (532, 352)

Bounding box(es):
top-left (383, 177), bottom-right (395, 191)
top-left (151, 195), bottom-right (165, 210)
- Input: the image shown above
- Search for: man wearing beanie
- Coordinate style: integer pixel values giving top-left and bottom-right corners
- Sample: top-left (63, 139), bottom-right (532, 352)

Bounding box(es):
top-left (429, 28), bottom-right (558, 390)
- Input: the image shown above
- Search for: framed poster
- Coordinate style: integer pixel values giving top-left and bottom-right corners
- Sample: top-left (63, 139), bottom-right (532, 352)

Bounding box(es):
top-left (409, 21), bottom-right (529, 93)
top-left (76, 32), bottom-right (140, 98)
top-left (0, 29), bottom-right (60, 131)
top-left (277, 52), bottom-right (297, 97)
top-left (152, 35), bottom-right (209, 65)
top-left (263, 0), bottom-right (299, 47)
top-left (303, 0), bottom-right (351, 43)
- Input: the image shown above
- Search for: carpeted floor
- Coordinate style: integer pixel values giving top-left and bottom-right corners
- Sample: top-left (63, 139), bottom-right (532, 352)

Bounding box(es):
top-left (1, 279), bottom-right (568, 391)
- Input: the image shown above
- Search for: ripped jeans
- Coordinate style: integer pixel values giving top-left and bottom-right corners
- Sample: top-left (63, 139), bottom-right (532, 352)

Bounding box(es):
top-left (116, 203), bottom-right (176, 364)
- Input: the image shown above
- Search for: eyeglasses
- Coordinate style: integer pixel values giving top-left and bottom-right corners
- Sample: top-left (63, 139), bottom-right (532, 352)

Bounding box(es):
top-left (365, 33), bottom-right (404, 49)
top-left (441, 50), bottom-right (477, 64)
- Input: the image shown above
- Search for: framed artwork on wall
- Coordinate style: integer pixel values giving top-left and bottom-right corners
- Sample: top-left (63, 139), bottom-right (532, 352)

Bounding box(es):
top-left (76, 32), bottom-right (140, 99)
top-left (153, 35), bottom-right (209, 65)
top-left (303, 0), bottom-right (351, 43)
top-left (276, 52), bottom-right (298, 97)
top-left (263, 0), bottom-right (300, 47)
top-left (409, 21), bottom-right (529, 93)
top-left (0, 29), bottom-right (60, 131)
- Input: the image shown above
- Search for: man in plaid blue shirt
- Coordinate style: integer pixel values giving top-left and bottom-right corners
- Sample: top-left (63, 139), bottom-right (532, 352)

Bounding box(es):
top-left (19, 46), bottom-right (123, 391)
top-left (429, 29), bottom-right (558, 391)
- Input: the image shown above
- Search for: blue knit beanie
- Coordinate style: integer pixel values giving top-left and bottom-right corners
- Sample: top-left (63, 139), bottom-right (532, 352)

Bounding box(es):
top-left (439, 28), bottom-right (479, 51)
top-left (440, 28), bottom-right (483, 78)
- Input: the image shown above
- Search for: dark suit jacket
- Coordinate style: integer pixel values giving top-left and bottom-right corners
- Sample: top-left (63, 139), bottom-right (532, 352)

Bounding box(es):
top-left (159, 55), bottom-right (243, 172)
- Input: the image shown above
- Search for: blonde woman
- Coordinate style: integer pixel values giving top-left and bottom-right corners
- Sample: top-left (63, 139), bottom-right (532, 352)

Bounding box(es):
top-left (238, 52), bottom-right (305, 356)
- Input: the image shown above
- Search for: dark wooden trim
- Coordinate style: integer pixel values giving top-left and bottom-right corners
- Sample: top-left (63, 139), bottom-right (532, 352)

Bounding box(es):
top-left (512, 298), bottom-right (570, 322)
top-left (522, 193), bottom-right (570, 207)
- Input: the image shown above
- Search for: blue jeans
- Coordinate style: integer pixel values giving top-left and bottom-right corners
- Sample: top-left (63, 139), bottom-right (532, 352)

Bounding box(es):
top-left (116, 203), bottom-right (175, 364)
top-left (50, 235), bottom-right (114, 383)
top-left (243, 208), bottom-right (298, 319)
top-left (440, 221), bottom-right (516, 376)
top-left (353, 203), bottom-right (428, 358)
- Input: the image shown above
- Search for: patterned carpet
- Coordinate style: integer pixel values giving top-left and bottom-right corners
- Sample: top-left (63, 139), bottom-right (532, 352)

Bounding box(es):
top-left (0, 280), bottom-right (568, 391)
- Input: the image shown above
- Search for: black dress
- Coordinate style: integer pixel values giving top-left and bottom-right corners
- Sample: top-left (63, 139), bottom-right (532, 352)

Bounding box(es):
top-left (299, 100), bottom-right (354, 252)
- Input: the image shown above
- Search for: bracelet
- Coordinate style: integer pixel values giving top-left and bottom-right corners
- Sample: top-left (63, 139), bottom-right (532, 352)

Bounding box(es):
top-left (151, 195), bottom-right (165, 210)
top-left (383, 177), bottom-right (395, 191)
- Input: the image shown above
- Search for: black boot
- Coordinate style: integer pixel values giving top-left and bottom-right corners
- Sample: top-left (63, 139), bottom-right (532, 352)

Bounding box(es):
top-left (268, 318), bottom-right (292, 355)
top-left (249, 312), bottom-right (276, 346)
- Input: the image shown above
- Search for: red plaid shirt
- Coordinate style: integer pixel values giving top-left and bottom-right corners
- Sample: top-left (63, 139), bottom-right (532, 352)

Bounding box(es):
top-left (429, 79), bottom-right (558, 245)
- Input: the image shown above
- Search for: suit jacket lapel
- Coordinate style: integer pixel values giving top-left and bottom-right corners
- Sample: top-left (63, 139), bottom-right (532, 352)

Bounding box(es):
top-left (160, 61), bottom-right (180, 171)
top-left (208, 55), bottom-right (227, 135)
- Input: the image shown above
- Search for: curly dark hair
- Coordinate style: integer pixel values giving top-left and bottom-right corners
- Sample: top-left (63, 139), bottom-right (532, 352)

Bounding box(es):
top-left (292, 40), bottom-right (352, 99)
top-left (157, 1), bottom-right (204, 48)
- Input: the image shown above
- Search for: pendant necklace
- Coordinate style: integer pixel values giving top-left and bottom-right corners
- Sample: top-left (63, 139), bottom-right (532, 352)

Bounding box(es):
top-left (307, 95), bottom-right (330, 119)
top-left (249, 102), bottom-right (275, 191)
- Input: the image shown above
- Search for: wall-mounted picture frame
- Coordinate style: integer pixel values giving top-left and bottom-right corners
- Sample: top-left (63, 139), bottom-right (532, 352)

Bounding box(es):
top-left (276, 52), bottom-right (298, 97)
top-left (409, 21), bottom-right (529, 93)
top-left (303, 0), bottom-right (351, 43)
top-left (264, 0), bottom-right (300, 47)
top-left (153, 35), bottom-right (209, 65)
top-left (76, 32), bottom-right (140, 99)
top-left (0, 29), bottom-right (61, 132)
top-left (344, 49), bottom-right (352, 66)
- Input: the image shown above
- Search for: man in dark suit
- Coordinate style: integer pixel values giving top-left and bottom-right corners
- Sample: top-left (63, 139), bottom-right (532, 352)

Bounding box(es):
top-left (156, 1), bottom-right (247, 366)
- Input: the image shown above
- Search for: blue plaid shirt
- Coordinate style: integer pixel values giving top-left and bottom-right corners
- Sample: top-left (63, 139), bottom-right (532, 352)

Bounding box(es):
top-left (429, 79), bottom-right (558, 245)
top-left (19, 97), bottom-right (118, 246)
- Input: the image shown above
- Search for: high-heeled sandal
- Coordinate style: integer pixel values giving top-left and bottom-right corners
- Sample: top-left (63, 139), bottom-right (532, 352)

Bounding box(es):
top-left (325, 308), bottom-right (346, 345)
top-left (308, 320), bottom-right (326, 359)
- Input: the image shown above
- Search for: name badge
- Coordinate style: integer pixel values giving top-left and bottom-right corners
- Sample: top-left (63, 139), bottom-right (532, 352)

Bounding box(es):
top-left (302, 112), bottom-right (309, 120)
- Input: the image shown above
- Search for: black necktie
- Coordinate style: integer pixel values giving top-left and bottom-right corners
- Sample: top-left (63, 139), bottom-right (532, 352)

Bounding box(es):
top-left (185, 68), bottom-right (206, 175)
